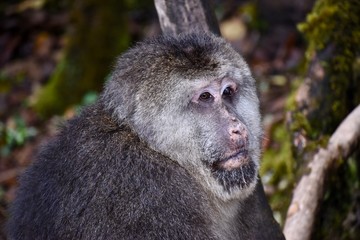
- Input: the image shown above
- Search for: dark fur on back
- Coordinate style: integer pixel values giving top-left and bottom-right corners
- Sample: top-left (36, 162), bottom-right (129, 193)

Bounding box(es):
top-left (7, 103), bottom-right (213, 239)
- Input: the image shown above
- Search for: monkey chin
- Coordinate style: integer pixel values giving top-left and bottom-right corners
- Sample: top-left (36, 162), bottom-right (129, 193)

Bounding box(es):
top-left (210, 150), bottom-right (258, 197)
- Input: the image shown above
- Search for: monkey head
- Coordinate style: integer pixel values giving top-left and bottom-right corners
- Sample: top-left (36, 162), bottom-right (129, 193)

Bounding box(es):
top-left (102, 33), bottom-right (262, 201)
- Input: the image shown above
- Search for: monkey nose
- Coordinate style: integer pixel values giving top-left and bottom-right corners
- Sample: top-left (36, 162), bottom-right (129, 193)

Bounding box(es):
top-left (229, 129), bottom-right (239, 142)
top-left (229, 124), bottom-right (248, 143)
top-left (230, 122), bottom-right (246, 134)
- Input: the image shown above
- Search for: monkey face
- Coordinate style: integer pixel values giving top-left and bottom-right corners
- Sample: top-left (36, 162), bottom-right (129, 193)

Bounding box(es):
top-left (103, 32), bottom-right (262, 200)
top-left (129, 71), bottom-right (261, 200)
top-left (187, 76), bottom-right (260, 193)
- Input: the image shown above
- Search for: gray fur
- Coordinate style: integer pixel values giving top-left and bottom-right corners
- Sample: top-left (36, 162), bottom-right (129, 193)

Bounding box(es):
top-left (7, 32), bottom-right (284, 239)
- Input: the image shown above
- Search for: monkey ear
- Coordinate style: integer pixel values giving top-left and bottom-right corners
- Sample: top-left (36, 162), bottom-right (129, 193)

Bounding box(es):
top-left (101, 77), bottom-right (136, 122)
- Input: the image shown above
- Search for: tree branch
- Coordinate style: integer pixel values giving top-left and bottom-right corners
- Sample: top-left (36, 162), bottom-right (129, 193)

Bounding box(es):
top-left (284, 104), bottom-right (360, 240)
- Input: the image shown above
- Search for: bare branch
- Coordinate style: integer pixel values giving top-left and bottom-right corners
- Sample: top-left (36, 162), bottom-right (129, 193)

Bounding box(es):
top-left (284, 104), bottom-right (360, 240)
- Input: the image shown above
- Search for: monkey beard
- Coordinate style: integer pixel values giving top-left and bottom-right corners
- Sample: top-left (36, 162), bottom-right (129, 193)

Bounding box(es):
top-left (210, 160), bottom-right (257, 192)
top-left (202, 150), bottom-right (257, 193)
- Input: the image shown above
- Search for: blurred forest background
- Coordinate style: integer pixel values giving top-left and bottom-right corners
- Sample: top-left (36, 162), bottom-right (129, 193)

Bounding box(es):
top-left (0, 0), bottom-right (359, 239)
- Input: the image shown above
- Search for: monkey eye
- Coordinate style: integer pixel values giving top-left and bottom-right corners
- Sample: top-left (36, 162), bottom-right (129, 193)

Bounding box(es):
top-left (223, 87), bottom-right (234, 97)
top-left (199, 92), bottom-right (213, 101)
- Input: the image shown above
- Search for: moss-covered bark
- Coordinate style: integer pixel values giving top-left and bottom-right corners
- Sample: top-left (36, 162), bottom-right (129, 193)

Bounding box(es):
top-left (34, 0), bottom-right (130, 117)
top-left (296, 0), bottom-right (360, 134)
top-left (288, 0), bottom-right (360, 238)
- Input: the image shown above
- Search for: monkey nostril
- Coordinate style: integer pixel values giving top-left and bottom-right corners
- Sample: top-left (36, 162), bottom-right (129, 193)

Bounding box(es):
top-left (232, 129), bottom-right (240, 134)
top-left (229, 129), bottom-right (241, 143)
top-left (230, 125), bottom-right (249, 146)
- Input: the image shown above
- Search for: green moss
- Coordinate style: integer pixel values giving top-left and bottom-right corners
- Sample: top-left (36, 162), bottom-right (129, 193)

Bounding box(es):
top-left (286, 0), bottom-right (360, 158)
top-left (297, 0), bottom-right (360, 134)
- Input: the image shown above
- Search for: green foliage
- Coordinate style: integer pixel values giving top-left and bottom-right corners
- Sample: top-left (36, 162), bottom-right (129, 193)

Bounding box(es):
top-left (75, 91), bottom-right (98, 114)
top-left (80, 91), bottom-right (98, 106)
top-left (0, 71), bottom-right (37, 155)
top-left (0, 115), bottom-right (37, 156)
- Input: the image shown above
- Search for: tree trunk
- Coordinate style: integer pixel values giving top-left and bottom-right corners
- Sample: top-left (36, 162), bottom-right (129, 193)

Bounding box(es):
top-left (154, 0), bottom-right (220, 36)
top-left (34, 0), bottom-right (130, 117)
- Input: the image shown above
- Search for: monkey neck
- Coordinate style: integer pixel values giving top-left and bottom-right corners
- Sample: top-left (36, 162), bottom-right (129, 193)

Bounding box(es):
top-left (208, 196), bottom-right (240, 239)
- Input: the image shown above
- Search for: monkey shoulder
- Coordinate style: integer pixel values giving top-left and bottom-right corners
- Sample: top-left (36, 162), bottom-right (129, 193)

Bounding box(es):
top-left (10, 103), bottom-right (214, 240)
top-left (60, 104), bottom-right (214, 239)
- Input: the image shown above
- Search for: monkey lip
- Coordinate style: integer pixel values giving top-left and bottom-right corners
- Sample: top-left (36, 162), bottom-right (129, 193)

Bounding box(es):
top-left (213, 150), bottom-right (249, 171)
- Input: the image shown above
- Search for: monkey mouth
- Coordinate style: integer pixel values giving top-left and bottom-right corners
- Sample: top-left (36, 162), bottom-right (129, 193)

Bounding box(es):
top-left (209, 149), bottom-right (256, 192)
top-left (212, 150), bottom-right (249, 171)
